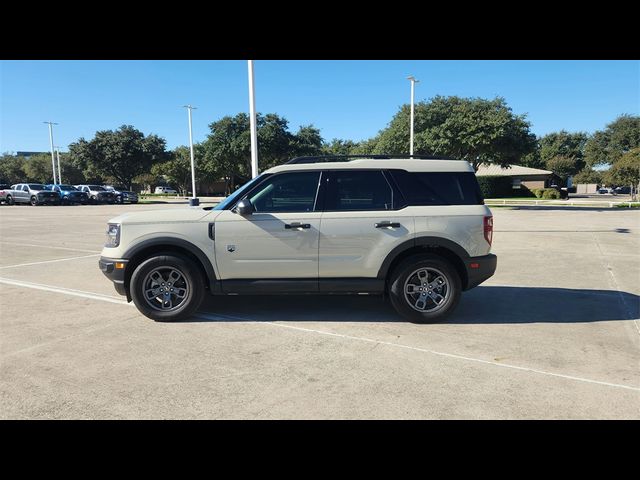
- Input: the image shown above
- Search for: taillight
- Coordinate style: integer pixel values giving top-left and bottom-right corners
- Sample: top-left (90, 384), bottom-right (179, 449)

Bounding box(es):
top-left (484, 215), bottom-right (493, 246)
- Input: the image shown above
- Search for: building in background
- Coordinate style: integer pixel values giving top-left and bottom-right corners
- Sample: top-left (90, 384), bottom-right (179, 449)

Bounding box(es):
top-left (475, 164), bottom-right (556, 190)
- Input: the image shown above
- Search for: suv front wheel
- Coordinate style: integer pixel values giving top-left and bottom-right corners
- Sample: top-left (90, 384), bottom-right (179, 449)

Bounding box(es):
top-left (130, 254), bottom-right (205, 322)
top-left (389, 254), bottom-right (461, 323)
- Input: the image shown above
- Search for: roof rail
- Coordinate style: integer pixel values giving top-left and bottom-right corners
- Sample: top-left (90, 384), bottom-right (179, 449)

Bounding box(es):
top-left (286, 154), bottom-right (458, 164)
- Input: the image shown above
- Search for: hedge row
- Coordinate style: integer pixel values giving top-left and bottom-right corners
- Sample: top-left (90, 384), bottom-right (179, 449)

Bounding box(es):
top-left (476, 176), bottom-right (517, 198)
top-left (532, 188), bottom-right (561, 199)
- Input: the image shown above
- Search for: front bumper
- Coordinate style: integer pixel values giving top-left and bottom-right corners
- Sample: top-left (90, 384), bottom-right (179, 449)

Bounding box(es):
top-left (464, 254), bottom-right (497, 290)
top-left (99, 257), bottom-right (129, 298)
top-left (38, 193), bottom-right (60, 203)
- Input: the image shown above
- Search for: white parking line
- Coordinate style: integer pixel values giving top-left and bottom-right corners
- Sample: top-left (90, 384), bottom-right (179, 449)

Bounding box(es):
top-left (0, 253), bottom-right (100, 269)
top-left (0, 277), bottom-right (131, 305)
top-left (0, 241), bottom-right (101, 254)
top-left (591, 233), bottom-right (640, 336)
top-left (195, 312), bottom-right (640, 393)
top-left (2, 277), bottom-right (638, 393)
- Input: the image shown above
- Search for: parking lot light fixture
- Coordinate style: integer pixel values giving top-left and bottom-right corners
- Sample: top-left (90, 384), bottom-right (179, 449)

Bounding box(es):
top-left (406, 76), bottom-right (419, 156)
top-left (182, 105), bottom-right (199, 207)
top-left (44, 121), bottom-right (58, 184)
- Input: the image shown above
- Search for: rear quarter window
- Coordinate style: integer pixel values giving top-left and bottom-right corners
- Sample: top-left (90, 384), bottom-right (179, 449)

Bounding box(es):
top-left (389, 170), bottom-right (484, 206)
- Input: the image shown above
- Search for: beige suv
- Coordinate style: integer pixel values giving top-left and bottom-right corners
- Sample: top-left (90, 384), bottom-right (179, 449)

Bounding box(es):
top-left (99, 155), bottom-right (496, 323)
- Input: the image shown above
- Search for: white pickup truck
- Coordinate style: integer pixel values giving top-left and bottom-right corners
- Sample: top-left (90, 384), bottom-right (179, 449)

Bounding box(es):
top-left (0, 184), bottom-right (18, 205)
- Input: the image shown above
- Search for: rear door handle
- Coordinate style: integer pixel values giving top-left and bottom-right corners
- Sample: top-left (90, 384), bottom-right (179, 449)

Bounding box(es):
top-left (375, 222), bottom-right (401, 228)
top-left (285, 222), bottom-right (311, 229)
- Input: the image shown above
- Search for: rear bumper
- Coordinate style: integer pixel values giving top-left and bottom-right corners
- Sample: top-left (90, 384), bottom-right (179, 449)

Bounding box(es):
top-left (464, 254), bottom-right (497, 290)
top-left (99, 257), bottom-right (129, 297)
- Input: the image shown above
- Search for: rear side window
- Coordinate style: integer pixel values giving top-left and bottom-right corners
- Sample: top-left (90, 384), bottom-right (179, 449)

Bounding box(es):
top-left (325, 170), bottom-right (393, 211)
top-left (389, 170), bottom-right (484, 206)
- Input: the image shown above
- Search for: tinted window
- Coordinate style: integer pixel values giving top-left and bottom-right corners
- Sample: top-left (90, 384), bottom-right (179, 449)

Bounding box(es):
top-left (326, 171), bottom-right (393, 211)
top-left (28, 184), bottom-right (45, 190)
top-left (248, 172), bottom-right (320, 213)
top-left (389, 171), bottom-right (483, 206)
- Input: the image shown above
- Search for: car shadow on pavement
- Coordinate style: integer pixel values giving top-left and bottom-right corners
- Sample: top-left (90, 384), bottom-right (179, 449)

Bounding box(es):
top-left (192, 286), bottom-right (639, 324)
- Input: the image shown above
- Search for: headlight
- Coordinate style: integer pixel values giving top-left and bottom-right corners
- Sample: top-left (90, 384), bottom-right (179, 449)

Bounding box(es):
top-left (105, 223), bottom-right (120, 248)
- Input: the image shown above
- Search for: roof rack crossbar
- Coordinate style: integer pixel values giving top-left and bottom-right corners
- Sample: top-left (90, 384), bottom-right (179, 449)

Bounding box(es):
top-left (286, 154), bottom-right (458, 164)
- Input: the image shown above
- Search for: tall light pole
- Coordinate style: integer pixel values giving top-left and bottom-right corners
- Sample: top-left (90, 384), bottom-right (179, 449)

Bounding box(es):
top-left (182, 105), bottom-right (199, 206)
top-left (248, 60), bottom-right (259, 179)
top-left (407, 76), bottom-right (419, 156)
top-left (44, 121), bottom-right (58, 184)
top-left (55, 146), bottom-right (62, 184)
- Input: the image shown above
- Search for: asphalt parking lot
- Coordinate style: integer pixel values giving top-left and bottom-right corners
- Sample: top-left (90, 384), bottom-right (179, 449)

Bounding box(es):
top-left (1, 203), bottom-right (638, 419)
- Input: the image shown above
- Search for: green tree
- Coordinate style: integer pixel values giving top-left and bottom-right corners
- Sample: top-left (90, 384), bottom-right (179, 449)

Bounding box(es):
top-left (68, 125), bottom-right (169, 189)
top-left (23, 153), bottom-right (56, 183)
top-left (151, 146), bottom-right (194, 196)
top-left (322, 139), bottom-right (359, 155)
top-left (369, 96), bottom-right (537, 170)
top-left (603, 147), bottom-right (640, 198)
top-left (520, 144), bottom-right (544, 169)
top-left (0, 154), bottom-right (27, 185)
top-left (201, 114), bottom-right (251, 195)
top-left (58, 153), bottom-right (86, 185)
top-left (539, 130), bottom-right (588, 167)
top-left (573, 167), bottom-right (603, 185)
top-left (584, 115), bottom-right (640, 167)
top-left (291, 125), bottom-right (323, 157)
top-left (545, 155), bottom-right (583, 185)
top-left (201, 113), bottom-right (324, 194)
top-left (351, 137), bottom-right (379, 155)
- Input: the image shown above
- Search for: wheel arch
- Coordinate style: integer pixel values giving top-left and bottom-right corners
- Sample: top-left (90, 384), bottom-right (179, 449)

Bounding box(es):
top-left (123, 238), bottom-right (219, 301)
top-left (378, 237), bottom-right (470, 291)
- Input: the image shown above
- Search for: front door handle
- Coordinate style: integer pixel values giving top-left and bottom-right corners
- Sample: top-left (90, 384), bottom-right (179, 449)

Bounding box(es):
top-left (285, 222), bottom-right (311, 230)
top-left (375, 222), bottom-right (401, 228)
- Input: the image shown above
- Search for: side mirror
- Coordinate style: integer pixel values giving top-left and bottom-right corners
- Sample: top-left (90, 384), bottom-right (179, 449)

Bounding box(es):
top-left (235, 198), bottom-right (254, 215)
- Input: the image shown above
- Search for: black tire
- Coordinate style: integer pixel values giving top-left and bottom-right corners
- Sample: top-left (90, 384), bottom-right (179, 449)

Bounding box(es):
top-left (389, 253), bottom-right (461, 323)
top-left (90, 195), bottom-right (97, 204)
top-left (6, 195), bottom-right (14, 205)
top-left (130, 254), bottom-right (205, 322)
top-left (131, 200), bottom-right (138, 204)
top-left (30, 196), bottom-right (38, 206)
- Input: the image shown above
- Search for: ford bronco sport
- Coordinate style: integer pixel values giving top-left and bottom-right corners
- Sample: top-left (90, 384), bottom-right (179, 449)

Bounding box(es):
top-left (99, 155), bottom-right (496, 323)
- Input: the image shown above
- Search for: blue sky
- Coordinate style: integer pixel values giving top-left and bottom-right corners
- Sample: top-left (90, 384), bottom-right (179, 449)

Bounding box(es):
top-left (1, 60), bottom-right (638, 153)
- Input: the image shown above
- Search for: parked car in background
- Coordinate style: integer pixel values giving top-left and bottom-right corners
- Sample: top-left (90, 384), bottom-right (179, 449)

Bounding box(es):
top-left (154, 186), bottom-right (177, 194)
top-left (10, 183), bottom-right (61, 205)
top-left (597, 187), bottom-right (614, 194)
top-left (104, 186), bottom-right (138, 204)
top-left (614, 186), bottom-right (631, 194)
top-left (46, 184), bottom-right (89, 205)
top-left (0, 184), bottom-right (17, 205)
top-left (76, 185), bottom-right (116, 204)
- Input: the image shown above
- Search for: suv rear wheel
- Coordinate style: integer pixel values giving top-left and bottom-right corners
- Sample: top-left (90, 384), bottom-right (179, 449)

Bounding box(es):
top-left (130, 254), bottom-right (204, 322)
top-left (389, 254), bottom-right (461, 323)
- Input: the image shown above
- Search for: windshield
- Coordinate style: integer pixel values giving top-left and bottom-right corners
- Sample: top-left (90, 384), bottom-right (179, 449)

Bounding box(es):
top-left (59, 185), bottom-right (78, 191)
top-left (89, 185), bottom-right (106, 191)
top-left (213, 174), bottom-right (269, 210)
top-left (28, 184), bottom-right (46, 190)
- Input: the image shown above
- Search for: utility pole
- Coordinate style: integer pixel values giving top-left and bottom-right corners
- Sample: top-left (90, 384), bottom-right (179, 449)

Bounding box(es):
top-left (182, 105), bottom-right (199, 206)
top-left (44, 122), bottom-right (58, 184)
top-left (55, 146), bottom-right (62, 184)
top-left (406, 76), bottom-right (419, 156)
top-left (248, 60), bottom-right (259, 178)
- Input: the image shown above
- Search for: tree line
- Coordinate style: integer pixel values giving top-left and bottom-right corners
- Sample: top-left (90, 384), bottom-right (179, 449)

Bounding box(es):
top-left (1, 96), bottom-right (638, 193)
